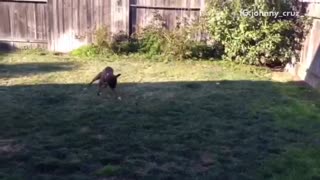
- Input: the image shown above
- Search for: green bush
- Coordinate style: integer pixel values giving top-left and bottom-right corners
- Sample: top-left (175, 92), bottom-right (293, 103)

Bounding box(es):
top-left (136, 11), bottom-right (167, 56)
top-left (137, 27), bottom-right (166, 56)
top-left (71, 11), bottom-right (222, 61)
top-left (72, 27), bottom-right (139, 57)
top-left (190, 41), bottom-right (223, 59)
top-left (70, 45), bottom-right (100, 58)
top-left (206, 0), bottom-right (311, 66)
top-left (71, 1), bottom-right (310, 65)
top-left (136, 11), bottom-right (222, 60)
top-left (110, 31), bottom-right (139, 54)
top-left (94, 26), bottom-right (111, 49)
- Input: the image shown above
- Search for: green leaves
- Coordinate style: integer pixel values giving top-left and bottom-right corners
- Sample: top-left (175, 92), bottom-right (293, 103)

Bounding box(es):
top-left (137, 11), bottom-right (221, 60)
top-left (206, 0), bottom-right (308, 66)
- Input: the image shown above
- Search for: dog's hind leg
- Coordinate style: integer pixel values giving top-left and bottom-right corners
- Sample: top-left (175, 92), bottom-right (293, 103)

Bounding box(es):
top-left (97, 81), bottom-right (108, 96)
top-left (111, 88), bottom-right (121, 100)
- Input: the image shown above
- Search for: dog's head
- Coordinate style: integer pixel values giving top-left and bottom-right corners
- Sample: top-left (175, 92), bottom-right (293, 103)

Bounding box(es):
top-left (104, 67), bottom-right (114, 74)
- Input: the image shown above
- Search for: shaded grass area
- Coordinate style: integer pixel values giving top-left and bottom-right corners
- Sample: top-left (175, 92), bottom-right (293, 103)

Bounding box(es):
top-left (0, 62), bottom-right (75, 79)
top-left (0, 51), bottom-right (320, 180)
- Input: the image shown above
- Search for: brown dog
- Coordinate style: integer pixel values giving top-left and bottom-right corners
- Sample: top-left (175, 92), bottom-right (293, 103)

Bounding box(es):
top-left (88, 67), bottom-right (121, 97)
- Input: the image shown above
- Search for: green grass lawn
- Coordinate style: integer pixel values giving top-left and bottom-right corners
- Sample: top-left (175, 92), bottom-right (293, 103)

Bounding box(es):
top-left (0, 51), bottom-right (320, 180)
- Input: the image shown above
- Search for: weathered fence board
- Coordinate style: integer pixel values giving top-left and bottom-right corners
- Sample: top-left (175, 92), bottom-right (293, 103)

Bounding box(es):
top-left (111, 0), bottom-right (130, 34)
top-left (307, 3), bottom-right (320, 19)
top-left (297, 3), bottom-right (320, 88)
top-left (130, 0), bottom-right (203, 33)
top-left (0, 0), bottom-right (204, 52)
top-left (0, 3), bottom-right (11, 39)
top-left (47, 0), bottom-right (116, 52)
top-left (0, 1), bottom-right (48, 48)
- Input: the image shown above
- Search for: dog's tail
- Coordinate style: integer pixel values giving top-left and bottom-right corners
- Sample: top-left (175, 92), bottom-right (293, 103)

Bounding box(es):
top-left (116, 74), bottom-right (121, 78)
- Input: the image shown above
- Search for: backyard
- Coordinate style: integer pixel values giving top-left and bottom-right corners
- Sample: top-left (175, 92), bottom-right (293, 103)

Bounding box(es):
top-left (0, 51), bottom-right (320, 179)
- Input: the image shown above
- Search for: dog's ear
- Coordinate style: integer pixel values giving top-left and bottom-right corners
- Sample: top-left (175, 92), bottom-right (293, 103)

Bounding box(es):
top-left (116, 74), bottom-right (121, 78)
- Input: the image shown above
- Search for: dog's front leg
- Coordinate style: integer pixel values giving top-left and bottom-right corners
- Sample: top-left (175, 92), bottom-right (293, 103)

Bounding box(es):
top-left (97, 89), bottom-right (102, 96)
top-left (89, 72), bottom-right (102, 87)
top-left (97, 81), bottom-right (106, 96)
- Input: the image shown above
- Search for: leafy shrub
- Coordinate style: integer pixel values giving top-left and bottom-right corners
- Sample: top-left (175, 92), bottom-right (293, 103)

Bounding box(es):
top-left (70, 45), bottom-right (100, 57)
top-left (190, 41), bottom-right (223, 59)
top-left (72, 26), bottom-right (139, 57)
top-left (94, 26), bottom-right (111, 49)
top-left (72, 11), bottom-right (223, 60)
top-left (165, 24), bottom-right (196, 59)
top-left (206, 0), bottom-right (311, 66)
top-left (72, 1), bottom-right (310, 65)
top-left (110, 31), bottom-right (139, 54)
top-left (94, 27), bottom-right (139, 55)
top-left (137, 27), bottom-right (166, 56)
top-left (137, 11), bottom-right (222, 60)
top-left (71, 27), bottom-right (112, 58)
top-left (136, 11), bottom-right (167, 56)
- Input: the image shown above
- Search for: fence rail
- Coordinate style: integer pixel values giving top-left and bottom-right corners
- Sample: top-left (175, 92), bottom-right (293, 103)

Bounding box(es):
top-left (130, 5), bottom-right (201, 11)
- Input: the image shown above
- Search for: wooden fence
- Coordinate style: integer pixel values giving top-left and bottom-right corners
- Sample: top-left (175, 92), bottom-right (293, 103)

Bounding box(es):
top-left (0, 0), bottom-right (205, 52)
top-left (130, 0), bottom-right (205, 34)
top-left (297, 3), bottom-right (320, 88)
top-left (0, 0), bottom-right (48, 48)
